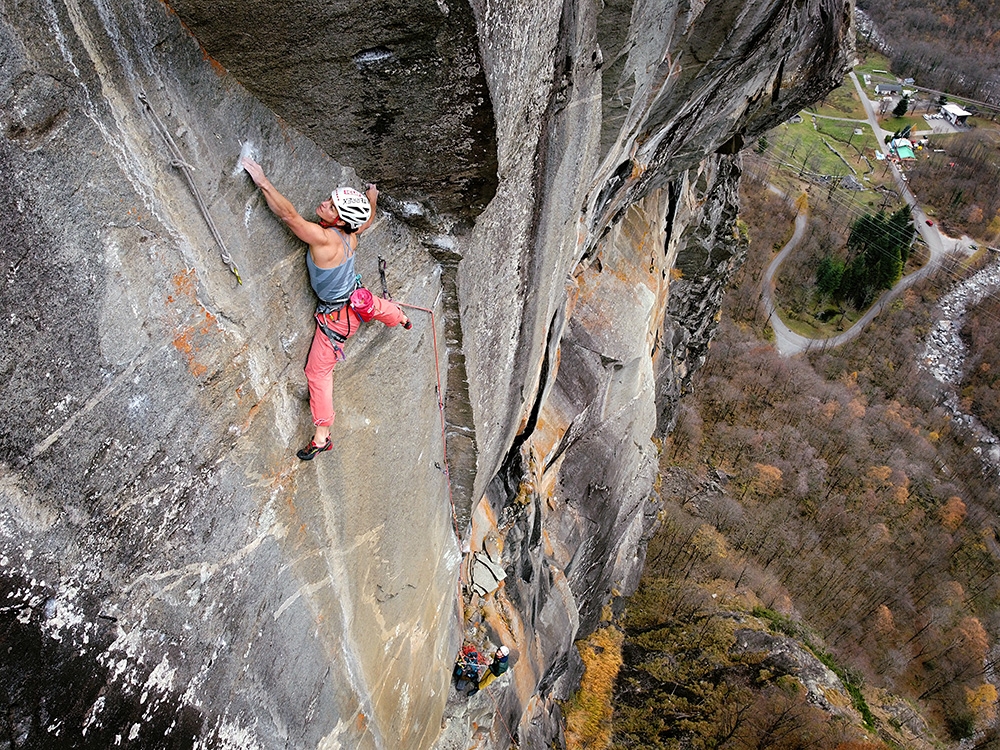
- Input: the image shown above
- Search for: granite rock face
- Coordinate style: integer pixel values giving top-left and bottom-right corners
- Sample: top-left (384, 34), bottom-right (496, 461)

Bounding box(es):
top-left (0, 0), bottom-right (850, 748)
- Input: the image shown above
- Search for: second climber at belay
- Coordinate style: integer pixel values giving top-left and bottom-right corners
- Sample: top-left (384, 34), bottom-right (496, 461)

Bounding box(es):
top-left (241, 157), bottom-right (411, 460)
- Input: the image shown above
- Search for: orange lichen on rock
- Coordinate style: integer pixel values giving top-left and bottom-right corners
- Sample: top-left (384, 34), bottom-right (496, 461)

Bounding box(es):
top-left (167, 269), bottom-right (219, 379)
top-left (172, 328), bottom-right (208, 378)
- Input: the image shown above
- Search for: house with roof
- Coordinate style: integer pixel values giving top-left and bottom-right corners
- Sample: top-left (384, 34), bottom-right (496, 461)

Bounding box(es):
top-left (890, 138), bottom-right (916, 160)
top-left (875, 83), bottom-right (902, 95)
top-left (940, 103), bottom-right (971, 126)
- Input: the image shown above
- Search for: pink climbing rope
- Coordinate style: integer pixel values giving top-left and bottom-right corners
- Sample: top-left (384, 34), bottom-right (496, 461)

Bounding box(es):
top-left (397, 300), bottom-right (461, 540)
top-left (485, 684), bottom-right (518, 746)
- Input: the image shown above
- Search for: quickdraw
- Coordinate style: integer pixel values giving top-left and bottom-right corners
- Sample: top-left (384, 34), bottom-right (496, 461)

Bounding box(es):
top-left (138, 91), bottom-right (243, 285)
top-left (378, 255), bottom-right (391, 300)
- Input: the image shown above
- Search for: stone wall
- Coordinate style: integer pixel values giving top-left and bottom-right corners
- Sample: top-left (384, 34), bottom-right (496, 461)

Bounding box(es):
top-left (0, 0), bottom-right (851, 747)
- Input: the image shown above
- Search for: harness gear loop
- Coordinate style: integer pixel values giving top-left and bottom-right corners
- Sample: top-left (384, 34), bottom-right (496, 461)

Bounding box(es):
top-left (138, 91), bottom-right (243, 285)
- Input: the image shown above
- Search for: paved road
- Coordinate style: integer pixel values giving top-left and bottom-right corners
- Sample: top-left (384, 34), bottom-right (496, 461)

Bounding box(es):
top-left (759, 77), bottom-right (971, 357)
top-left (848, 71), bottom-right (947, 260)
top-left (761, 192), bottom-right (812, 355)
top-left (761, 193), bottom-right (951, 356)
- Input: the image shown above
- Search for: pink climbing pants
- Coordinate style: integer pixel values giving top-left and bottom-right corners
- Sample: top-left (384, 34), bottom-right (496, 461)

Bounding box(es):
top-left (304, 295), bottom-right (408, 427)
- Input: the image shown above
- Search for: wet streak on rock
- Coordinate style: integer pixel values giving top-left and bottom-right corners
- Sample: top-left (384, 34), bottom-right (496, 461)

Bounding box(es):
top-left (597, 0), bottom-right (638, 160)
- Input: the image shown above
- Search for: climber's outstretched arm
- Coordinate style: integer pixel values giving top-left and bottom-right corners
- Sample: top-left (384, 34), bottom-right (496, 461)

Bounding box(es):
top-left (356, 183), bottom-right (379, 235)
top-left (242, 157), bottom-right (327, 247)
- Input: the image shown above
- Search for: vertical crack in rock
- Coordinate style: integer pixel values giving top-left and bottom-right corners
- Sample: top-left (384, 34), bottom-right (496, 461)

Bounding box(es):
top-left (593, 159), bottom-right (635, 238)
top-left (488, 310), bottom-right (559, 518)
top-left (772, 56), bottom-right (786, 103)
top-left (425, 241), bottom-right (478, 533)
top-left (663, 179), bottom-right (679, 259)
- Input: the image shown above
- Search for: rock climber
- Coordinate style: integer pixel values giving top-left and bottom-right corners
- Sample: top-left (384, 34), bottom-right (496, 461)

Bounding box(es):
top-left (241, 157), bottom-right (410, 460)
top-left (477, 645), bottom-right (510, 690)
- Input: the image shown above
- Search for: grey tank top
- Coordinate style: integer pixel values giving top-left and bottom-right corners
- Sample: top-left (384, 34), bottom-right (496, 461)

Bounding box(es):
top-left (306, 229), bottom-right (356, 302)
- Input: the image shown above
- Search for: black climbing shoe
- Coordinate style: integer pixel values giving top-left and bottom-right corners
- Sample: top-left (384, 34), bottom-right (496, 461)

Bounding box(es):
top-left (402, 318), bottom-right (412, 330)
top-left (297, 436), bottom-right (332, 461)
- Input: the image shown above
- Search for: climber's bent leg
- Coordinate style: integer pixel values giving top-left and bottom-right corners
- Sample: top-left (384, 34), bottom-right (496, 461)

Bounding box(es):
top-left (369, 296), bottom-right (408, 327)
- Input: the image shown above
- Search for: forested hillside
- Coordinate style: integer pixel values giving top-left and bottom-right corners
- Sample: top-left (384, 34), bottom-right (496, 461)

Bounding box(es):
top-left (907, 130), bottom-right (1000, 242)
top-left (611, 183), bottom-right (1000, 748)
top-left (859, 0), bottom-right (1000, 103)
top-left (960, 295), bottom-right (1000, 436)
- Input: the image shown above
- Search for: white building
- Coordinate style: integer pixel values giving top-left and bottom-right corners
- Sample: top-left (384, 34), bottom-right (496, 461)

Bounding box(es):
top-left (941, 103), bottom-right (971, 126)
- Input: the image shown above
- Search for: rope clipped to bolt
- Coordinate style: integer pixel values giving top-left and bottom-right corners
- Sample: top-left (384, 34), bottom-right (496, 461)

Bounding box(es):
top-left (138, 91), bottom-right (243, 285)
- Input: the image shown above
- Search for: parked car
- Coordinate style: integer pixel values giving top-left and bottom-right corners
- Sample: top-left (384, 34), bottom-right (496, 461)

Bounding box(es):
top-left (926, 219), bottom-right (934, 226)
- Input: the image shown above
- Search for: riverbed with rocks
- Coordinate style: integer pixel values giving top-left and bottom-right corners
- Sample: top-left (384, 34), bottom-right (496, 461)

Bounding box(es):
top-left (921, 253), bottom-right (1000, 469)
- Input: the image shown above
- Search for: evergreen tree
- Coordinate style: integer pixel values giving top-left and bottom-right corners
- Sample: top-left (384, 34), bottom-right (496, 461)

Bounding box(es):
top-left (888, 206), bottom-right (915, 265)
top-left (892, 96), bottom-right (910, 118)
top-left (816, 256), bottom-right (846, 298)
top-left (837, 208), bottom-right (914, 309)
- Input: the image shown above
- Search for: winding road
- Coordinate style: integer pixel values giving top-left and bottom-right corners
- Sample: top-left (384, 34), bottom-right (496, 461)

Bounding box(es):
top-left (760, 73), bottom-right (974, 356)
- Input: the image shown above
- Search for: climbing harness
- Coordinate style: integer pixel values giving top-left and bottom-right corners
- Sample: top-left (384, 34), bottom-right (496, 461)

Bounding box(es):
top-left (454, 644), bottom-right (488, 683)
top-left (312, 272), bottom-right (365, 351)
top-left (138, 91), bottom-right (243, 285)
top-left (452, 644), bottom-right (517, 744)
top-left (315, 307), bottom-right (350, 358)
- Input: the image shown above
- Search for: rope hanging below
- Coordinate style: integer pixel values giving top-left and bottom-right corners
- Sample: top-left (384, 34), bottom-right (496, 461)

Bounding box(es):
top-left (378, 256), bottom-right (460, 539)
top-left (138, 91), bottom-right (243, 285)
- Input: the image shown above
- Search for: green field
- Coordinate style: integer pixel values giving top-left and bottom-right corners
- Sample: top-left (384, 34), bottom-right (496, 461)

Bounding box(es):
top-left (777, 306), bottom-right (863, 339)
top-left (763, 118), bottom-right (887, 188)
top-left (879, 114), bottom-right (923, 134)
top-left (815, 118), bottom-right (878, 151)
top-left (853, 51), bottom-right (893, 77)
top-left (811, 82), bottom-right (869, 120)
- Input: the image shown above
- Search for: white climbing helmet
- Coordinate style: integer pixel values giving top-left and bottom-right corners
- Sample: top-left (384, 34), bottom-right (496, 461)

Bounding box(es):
top-left (497, 646), bottom-right (510, 657)
top-left (331, 186), bottom-right (371, 229)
